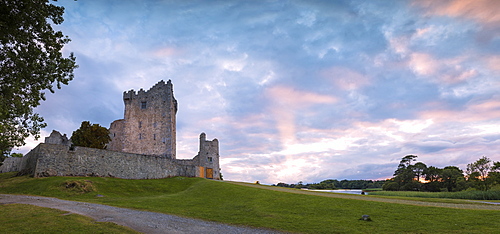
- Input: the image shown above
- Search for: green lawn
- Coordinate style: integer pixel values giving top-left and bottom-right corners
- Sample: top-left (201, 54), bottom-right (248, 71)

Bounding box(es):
top-left (1, 172), bottom-right (499, 233)
top-left (0, 203), bottom-right (138, 233)
top-left (369, 189), bottom-right (500, 200)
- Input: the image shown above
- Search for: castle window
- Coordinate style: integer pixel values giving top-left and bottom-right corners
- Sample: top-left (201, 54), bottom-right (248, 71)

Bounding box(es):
top-left (139, 133), bottom-right (143, 140)
top-left (153, 134), bottom-right (156, 140)
top-left (208, 157), bottom-right (213, 162)
top-left (153, 122), bottom-right (157, 128)
top-left (139, 121), bottom-right (142, 128)
top-left (141, 101), bottom-right (147, 109)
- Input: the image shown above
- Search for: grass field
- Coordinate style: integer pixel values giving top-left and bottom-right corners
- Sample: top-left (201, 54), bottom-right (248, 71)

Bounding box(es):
top-left (1, 172), bottom-right (499, 233)
top-left (369, 190), bottom-right (500, 200)
top-left (0, 203), bottom-right (138, 233)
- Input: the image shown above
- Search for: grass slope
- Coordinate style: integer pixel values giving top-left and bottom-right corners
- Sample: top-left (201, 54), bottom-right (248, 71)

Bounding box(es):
top-left (0, 203), bottom-right (138, 233)
top-left (1, 172), bottom-right (499, 234)
top-left (369, 190), bottom-right (500, 200)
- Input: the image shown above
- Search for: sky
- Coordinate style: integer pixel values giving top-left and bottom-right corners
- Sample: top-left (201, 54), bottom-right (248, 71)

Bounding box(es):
top-left (15, 0), bottom-right (500, 184)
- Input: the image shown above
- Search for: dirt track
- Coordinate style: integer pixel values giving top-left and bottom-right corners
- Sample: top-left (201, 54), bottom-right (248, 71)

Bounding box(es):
top-left (0, 194), bottom-right (280, 234)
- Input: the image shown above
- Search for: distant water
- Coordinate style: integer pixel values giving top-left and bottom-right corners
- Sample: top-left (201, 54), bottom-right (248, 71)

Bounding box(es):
top-left (310, 189), bottom-right (366, 195)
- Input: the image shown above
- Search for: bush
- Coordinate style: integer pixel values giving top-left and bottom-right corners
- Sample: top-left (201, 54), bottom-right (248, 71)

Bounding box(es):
top-left (382, 182), bottom-right (399, 191)
top-left (62, 180), bottom-right (96, 194)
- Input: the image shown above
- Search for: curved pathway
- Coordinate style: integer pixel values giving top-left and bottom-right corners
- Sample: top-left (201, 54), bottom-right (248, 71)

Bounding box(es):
top-left (227, 181), bottom-right (500, 211)
top-left (0, 194), bottom-right (280, 234)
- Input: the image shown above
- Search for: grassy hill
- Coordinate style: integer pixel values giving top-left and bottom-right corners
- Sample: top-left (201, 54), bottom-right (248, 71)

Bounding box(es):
top-left (1, 172), bottom-right (499, 233)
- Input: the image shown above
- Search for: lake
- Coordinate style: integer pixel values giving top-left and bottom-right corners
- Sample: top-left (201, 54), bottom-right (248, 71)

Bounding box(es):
top-left (310, 189), bottom-right (367, 195)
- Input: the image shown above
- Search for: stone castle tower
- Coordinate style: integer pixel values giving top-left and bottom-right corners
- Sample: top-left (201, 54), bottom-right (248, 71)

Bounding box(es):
top-left (108, 80), bottom-right (178, 158)
top-left (196, 133), bottom-right (220, 179)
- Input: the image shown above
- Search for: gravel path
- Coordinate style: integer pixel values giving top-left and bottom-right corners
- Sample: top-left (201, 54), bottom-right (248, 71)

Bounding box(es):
top-left (0, 194), bottom-right (280, 234)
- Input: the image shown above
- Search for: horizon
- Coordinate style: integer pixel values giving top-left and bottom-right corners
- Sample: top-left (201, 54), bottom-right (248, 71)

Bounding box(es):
top-left (13, 0), bottom-right (500, 184)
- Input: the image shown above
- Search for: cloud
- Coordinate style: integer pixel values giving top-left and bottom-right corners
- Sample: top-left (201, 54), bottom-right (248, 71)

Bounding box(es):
top-left (414, 0), bottom-right (500, 42)
top-left (265, 86), bottom-right (337, 145)
top-left (320, 67), bottom-right (370, 90)
top-left (11, 0), bottom-right (499, 185)
top-left (416, 0), bottom-right (500, 24)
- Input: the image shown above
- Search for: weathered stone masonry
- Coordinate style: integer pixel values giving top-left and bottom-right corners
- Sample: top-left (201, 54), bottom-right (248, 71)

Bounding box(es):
top-left (108, 80), bottom-right (178, 158)
top-left (0, 80), bottom-right (221, 180)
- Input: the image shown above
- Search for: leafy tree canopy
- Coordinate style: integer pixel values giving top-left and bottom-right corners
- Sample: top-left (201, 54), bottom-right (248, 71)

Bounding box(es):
top-left (466, 156), bottom-right (499, 191)
top-left (71, 121), bottom-right (110, 149)
top-left (385, 155), bottom-right (500, 192)
top-left (0, 0), bottom-right (77, 156)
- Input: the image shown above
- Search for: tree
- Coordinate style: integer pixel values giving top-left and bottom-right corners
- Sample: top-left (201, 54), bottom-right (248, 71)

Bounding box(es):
top-left (411, 162), bottom-right (427, 182)
top-left (394, 155), bottom-right (418, 176)
top-left (489, 162), bottom-right (500, 185)
top-left (440, 166), bottom-right (466, 192)
top-left (0, 0), bottom-right (78, 156)
top-left (392, 155), bottom-right (419, 190)
top-left (423, 166), bottom-right (441, 182)
top-left (466, 156), bottom-right (496, 191)
top-left (71, 121), bottom-right (111, 149)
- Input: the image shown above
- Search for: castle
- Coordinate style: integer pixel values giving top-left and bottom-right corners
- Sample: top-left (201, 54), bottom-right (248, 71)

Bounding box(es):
top-left (108, 80), bottom-right (178, 157)
top-left (0, 80), bottom-right (221, 180)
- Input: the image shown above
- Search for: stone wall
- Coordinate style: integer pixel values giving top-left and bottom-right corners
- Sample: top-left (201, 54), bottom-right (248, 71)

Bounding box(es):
top-left (107, 119), bottom-right (125, 152)
top-left (0, 135), bottom-right (220, 180)
top-left (29, 143), bottom-right (199, 179)
top-left (0, 157), bottom-right (22, 173)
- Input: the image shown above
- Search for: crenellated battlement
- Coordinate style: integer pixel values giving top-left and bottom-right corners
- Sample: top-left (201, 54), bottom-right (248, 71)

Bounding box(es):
top-left (123, 80), bottom-right (174, 101)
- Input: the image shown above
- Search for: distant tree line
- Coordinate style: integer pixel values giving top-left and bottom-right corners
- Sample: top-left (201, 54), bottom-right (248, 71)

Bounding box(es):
top-left (383, 155), bottom-right (500, 192)
top-left (273, 179), bottom-right (385, 190)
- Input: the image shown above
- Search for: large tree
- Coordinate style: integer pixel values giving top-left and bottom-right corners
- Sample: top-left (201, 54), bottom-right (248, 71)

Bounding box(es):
top-left (71, 121), bottom-right (111, 149)
top-left (466, 156), bottom-right (499, 191)
top-left (440, 166), bottom-right (465, 192)
top-left (0, 0), bottom-right (77, 156)
top-left (392, 155), bottom-right (420, 190)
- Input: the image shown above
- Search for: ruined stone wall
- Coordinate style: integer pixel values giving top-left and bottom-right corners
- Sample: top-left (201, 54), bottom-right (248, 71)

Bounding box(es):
top-left (108, 119), bottom-right (125, 151)
top-left (0, 145), bottom-right (41, 175)
top-left (109, 80), bottom-right (177, 158)
top-left (15, 143), bottom-right (198, 179)
top-left (0, 157), bottom-right (22, 173)
top-left (1, 133), bottom-right (221, 180)
top-left (44, 130), bottom-right (71, 147)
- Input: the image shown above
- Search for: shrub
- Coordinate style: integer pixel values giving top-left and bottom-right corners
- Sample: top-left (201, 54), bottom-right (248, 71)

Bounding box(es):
top-left (62, 180), bottom-right (96, 194)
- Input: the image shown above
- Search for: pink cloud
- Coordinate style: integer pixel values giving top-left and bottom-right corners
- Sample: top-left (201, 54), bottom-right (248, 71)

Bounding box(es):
top-left (265, 85), bottom-right (337, 145)
top-left (409, 52), bottom-right (478, 84)
top-left (485, 56), bottom-right (500, 71)
top-left (152, 47), bottom-right (182, 57)
top-left (415, 0), bottom-right (500, 42)
top-left (415, 0), bottom-right (500, 25)
top-left (420, 99), bottom-right (500, 123)
top-left (319, 67), bottom-right (370, 90)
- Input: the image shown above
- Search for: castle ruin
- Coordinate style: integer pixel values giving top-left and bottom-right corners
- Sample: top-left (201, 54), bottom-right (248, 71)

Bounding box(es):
top-left (108, 80), bottom-right (177, 157)
top-left (0, 80), bottom-right (221, 180)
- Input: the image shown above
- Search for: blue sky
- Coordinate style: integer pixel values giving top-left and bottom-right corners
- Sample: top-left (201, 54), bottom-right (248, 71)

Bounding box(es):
top-left (16, 0), bottom-right (500, 184)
